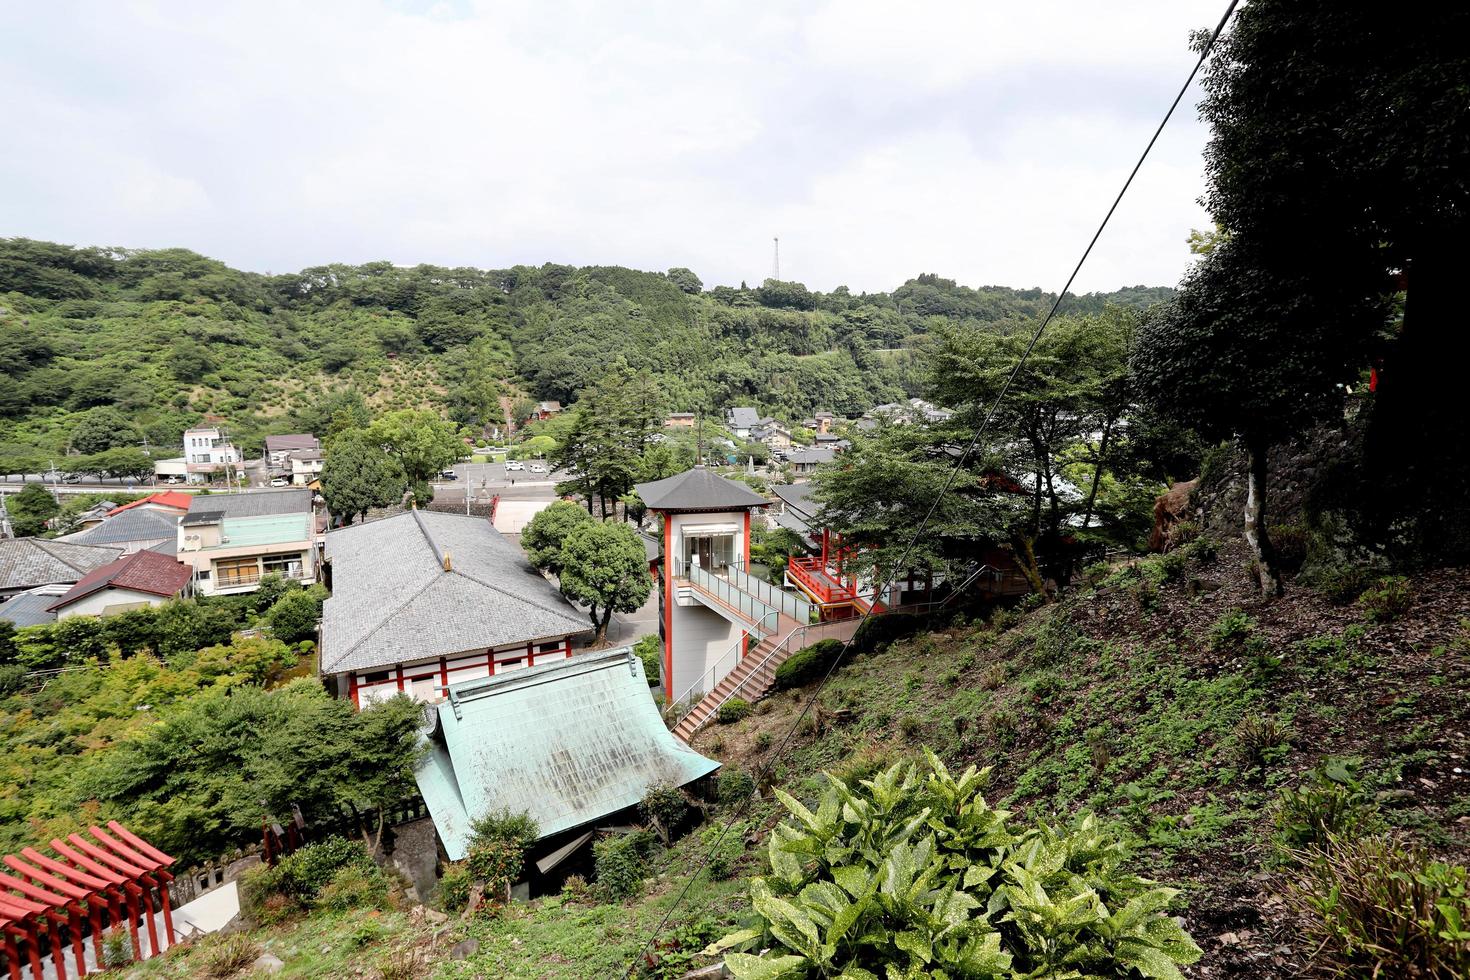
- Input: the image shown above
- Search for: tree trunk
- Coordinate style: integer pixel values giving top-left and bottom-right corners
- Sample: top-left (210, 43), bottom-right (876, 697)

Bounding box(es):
top-left (1080, 418), bottom-right (1114, 531)
top-left (1010, 533), bottom-right (1048, 600)
top-left (1242, 435), bottom-right (1283, 598)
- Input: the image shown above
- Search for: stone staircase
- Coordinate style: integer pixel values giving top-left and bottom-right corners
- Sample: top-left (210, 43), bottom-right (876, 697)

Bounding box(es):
top-left (672, 616), bottom-right (860, 743)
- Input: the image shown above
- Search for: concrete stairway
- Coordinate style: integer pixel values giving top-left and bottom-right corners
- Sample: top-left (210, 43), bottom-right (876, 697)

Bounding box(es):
top-left (672, 616), bottom-right (860, 743)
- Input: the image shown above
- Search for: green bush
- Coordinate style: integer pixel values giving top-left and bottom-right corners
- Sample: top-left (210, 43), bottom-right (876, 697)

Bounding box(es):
top-left (314, 861), bottom-right (390, 912)
top-left (267, 587), bottom-right (324, 644)
top-left (1357, 575), bottom-right (1411, 623)
top-left (717, 768), bottom-right (756, 805)
top-left (702, 820), bottom-right (749, 881)
top-left (851, 613), bottom-right (925, 653)
top-left (774, 638), bottom-right (844, 690)
top-left (717, 697), bottom-right (751, 724)
top-left (252, 571), bottom-right (301, 612)
top-left (707, 749), bottom-right (1200, 978)
top-left (466, 838), bottom-right (525, 895)
top-left (594, 829), bottom-right (657, 900)
top-left (469, 809), bottom-right (539, 851)
top-left (0, 664), bottom-right (25, 695)
top-left (277, 836), bottom-right (376, 900)
top-left (633, 633), bottom-right (662, 686)
top-left (1232, 713), bottom-right (1293, 767)
top-left (641, 784), bottom-right (692, 843)
top-left (1274, 760), bottom-right (1385, 855)
top-left (241, 836), bottom-right (380, 920)
top-left (1287, 835), bottom-right (1470, 979)
top-left (1208, 609), bottom-right (1255, 649)
top-left (437, 862), bottom-right (473, 912)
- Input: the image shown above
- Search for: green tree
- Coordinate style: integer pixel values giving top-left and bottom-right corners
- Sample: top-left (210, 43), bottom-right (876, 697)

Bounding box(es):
top-left (69, 407), bottom-right (139, 455)
top-left (365, 409), bottom-right (462, 488)
top-left (666, 267), bottom-right (703, 294)
top-left (555, 521), bottom-right (652, 642)
top-left (268, 588), bottom-right (324, 644)
top-left (520, 501), bottom-right (595, 577)
top-left (1131, 238), bottom-right (1382, 596)
top-left (7, 483), bottom-right (59, 536)
top-left (1196, 0), bottom-right (1468, 559)
top-left (322, 429), bottom-right (403, 525)
top-left (87, 447), bottom-right (154, 480)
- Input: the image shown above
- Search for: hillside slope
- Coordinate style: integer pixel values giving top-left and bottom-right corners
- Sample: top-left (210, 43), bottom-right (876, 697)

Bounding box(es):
top-left (117, 538), bottom-right (1467, 979)
top-left (1, 238), bottom-right (1171, 466)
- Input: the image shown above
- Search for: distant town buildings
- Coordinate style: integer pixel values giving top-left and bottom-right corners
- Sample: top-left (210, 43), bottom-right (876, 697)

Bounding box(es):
top-left (182, 426), bottom-right (243, 482)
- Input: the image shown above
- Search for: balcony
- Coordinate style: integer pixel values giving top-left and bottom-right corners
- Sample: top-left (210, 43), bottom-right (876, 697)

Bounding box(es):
top-left (788, 556), bottom-right (857, 605)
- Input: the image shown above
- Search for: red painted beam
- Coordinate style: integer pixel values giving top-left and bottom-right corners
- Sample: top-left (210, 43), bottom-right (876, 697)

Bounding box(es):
top-left (103, 823), bottom-right (174, 868)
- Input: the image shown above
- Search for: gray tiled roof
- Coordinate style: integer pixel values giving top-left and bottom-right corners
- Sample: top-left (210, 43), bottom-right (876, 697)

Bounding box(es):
top-left (185, 489), bottom-right (312, 519)
top-left (320, 510), bottom-right (591, 674)
top-left (265, 434), bottom-right (320, 453)
top-left (726, 407), bottom-right (760, 428)
top-left (788, 447), bottom-right (838, 466)
top-left (0, 586), bottom-right (65, 627)
top-left (0, 538), bottom-right (122, 592)
top-left (634, 467), bottom-right (767, 511)
top-left (772, 481), bottom-right (818, 517)
top-left (58, 507), bottom-right (178, 546)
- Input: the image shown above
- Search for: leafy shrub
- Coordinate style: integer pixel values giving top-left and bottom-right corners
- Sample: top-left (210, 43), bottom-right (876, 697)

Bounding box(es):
top-left (437, 862), bottom-right (473, 912)
top-left (1274, 760), bottom-right (1384, 855)
top-left (717, 697), bottom-right (751, 724)
top-left (702, 820), bottom-right (749, 880)
top-left (1357, 575), bottom-right (1411, 623)
top-left (707, 750), bottom-right (1200, 979)
top-left (267, 587), bottom-right (323, 643)
top-left (851, 613), bottom-right (925, 654)
top-left (467, 840), bottom-right (527, 896)
top-left (717, 767), bottom-right (756, 805)
top-left (898, 715), bottom-right (922, 739)
top-left (1208, 610), bottom-right (1254, 649)
top-left (642, 784), bottom-right (693, 844)
top-left (1233, 714), bottom-right (1293, 767)
top-left (315, 862), bottom-right (390, 912)
top-left (561, 873), bottom-right (590, 902)
top-left (241, 836), bottom-right (379, 919)
top-left (753, 731), bottom-right (773, 751)
top-left (774, 638), bottom-right (844, 690)
top-left (375, 949), bottom-right (421, 980)
top-left (200, 934), bottom-right (259, 977)
top-left (633, 633), bottom-right (662, 686)
top-left (594, 829), bottom-right (657, 900)
top-left (252, 571), bottom-right (301, 612)
top-left (1286, 835), bottom-right (1470, 979)
top-left (0, 664), bottom-right (25, 695)
top-left (1268, 523), bottom-right (1308, 573)
top-left (469, 809), bottom-right (539, 851)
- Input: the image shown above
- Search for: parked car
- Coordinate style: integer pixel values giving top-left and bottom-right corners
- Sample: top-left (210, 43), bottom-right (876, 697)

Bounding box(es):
top-left (439, 469), bottom-right (458, 480)
top-left (270, 477), bottom-right (289, 487)
top-left (506, 460), bottom-right (525, 472)
top-left (529, 463), bottom-right (547, 474)
top-left (61, 472), bottom-right (83, 484)
top-left (163, 475), bottom-right (184, 485)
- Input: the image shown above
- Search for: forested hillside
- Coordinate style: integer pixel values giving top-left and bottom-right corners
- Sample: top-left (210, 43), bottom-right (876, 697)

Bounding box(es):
top-left (0, 239), bottom-right (1169, 465)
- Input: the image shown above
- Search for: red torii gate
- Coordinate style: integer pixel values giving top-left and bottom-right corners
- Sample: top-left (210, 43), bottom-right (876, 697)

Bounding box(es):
top-left (0, 822), bottom-right (175, 979)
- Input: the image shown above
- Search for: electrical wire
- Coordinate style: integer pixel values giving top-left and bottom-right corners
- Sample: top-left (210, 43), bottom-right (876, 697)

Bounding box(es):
top-left (621, 1), bottom-right (1241, 973)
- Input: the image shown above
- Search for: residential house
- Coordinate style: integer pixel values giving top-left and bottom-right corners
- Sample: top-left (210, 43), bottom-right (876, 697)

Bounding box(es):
top-left (67, 500), bottom-right (119, 531)
top-left (725, 407), bottom-right (761, 439)
top-left (813, 411), bottom-right (835, 435)
top-left (183, 426), bottom-right (242, 483)
top-left (319, 510), bottom-right (593, 707)
top-left (749, 420), bottom-right (793, 453)
top-left (786, 446), bottom-right (839, 476)
top-left (153, 457), bottom-right (189, 483)
top-left (0, 584), bottom-right (69, 627)
top-left (864, 398), bottom-right (953, 427)
top-left (289, 449), bottom-right (325, 486)
top-left (813, 433), bottom-right (849, 449)
top-left (108, 491), bottom-right (193, 517)
top-left (264, 434), bottom-right (321, 470)
top-left (664, 412), bottom-right (696, 429)
top-left (534, 401), bottom-right (563, 421)
top-left (415, 647), bottom-right (719, 875)
top-left (45, 550), bottom-right (192, 620)
top-left (58, 506), bottom-right (181, 556)
top-left (176, 489), bottom-right (317, 595)
top-left (0, 538), bottom-right (121, 599)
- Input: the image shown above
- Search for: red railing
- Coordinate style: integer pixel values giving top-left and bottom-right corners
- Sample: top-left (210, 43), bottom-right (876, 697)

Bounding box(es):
top-left (1, 821), bottom-right (175, 978)
top-left (788, 556), bottom-right (857, 604)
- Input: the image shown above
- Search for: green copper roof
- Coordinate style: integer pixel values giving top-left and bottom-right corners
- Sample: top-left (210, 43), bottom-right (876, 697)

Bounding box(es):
top-left (414, 647), bottom-right (720, 860)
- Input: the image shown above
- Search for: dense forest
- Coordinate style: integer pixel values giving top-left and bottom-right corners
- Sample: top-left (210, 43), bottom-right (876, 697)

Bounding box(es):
top-left (0, 239), bottom-right (1170, 467)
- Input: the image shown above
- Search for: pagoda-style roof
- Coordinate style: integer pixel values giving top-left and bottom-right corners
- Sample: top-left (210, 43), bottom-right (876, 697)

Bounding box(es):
top-left (634, 466), bottom-right (766, 512)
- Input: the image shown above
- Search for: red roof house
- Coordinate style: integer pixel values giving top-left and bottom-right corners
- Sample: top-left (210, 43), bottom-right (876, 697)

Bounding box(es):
top-left (45, 551), bottom-right (193, 619)
top-left (107, 491), bottom-right (193, 517)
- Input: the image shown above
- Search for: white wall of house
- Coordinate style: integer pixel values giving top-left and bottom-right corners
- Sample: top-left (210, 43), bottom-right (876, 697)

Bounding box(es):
top-left (667, 511), bottom-right (747, 576)
top-left (56, 587), bottom-right (172, 620)
top-left (667, 602), bottom-right (740, 701)
top-left (178, 542), bottom-right (315, 595)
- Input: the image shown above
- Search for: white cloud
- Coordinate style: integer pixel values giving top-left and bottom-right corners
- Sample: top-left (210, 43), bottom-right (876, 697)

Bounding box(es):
top-left (0, 0), bottom-right (1223, 292)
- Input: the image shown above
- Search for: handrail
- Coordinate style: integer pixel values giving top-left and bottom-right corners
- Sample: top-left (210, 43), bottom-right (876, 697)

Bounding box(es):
top-left (681, 618), bottom-right (854, 729)
top-left (729, 560), bottom-right (815, 623)
top-left (668, 609), bottom-right (779, 721)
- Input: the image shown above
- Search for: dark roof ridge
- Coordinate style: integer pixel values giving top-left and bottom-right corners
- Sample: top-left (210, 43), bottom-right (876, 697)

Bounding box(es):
top-left (412, 507), bottom-right (450, 571)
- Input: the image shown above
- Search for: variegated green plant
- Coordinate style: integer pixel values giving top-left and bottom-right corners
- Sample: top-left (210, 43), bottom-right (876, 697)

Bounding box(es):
top-left (707, 749), bottom-right (1201, 979)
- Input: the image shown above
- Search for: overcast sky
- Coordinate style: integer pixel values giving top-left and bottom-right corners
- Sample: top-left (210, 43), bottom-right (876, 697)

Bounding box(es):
top-left (2, 0), bottom-right (1224, 294)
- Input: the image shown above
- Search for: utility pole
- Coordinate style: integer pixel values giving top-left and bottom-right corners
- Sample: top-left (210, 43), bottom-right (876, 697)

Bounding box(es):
top-left (772, 237), bottom-right (780, 281)
top-left (0, 494), bottom-right (13, 539)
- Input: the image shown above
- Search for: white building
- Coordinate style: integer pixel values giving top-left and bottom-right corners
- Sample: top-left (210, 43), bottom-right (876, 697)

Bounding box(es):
top-left (183, 426), bottom-right (243, 483)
